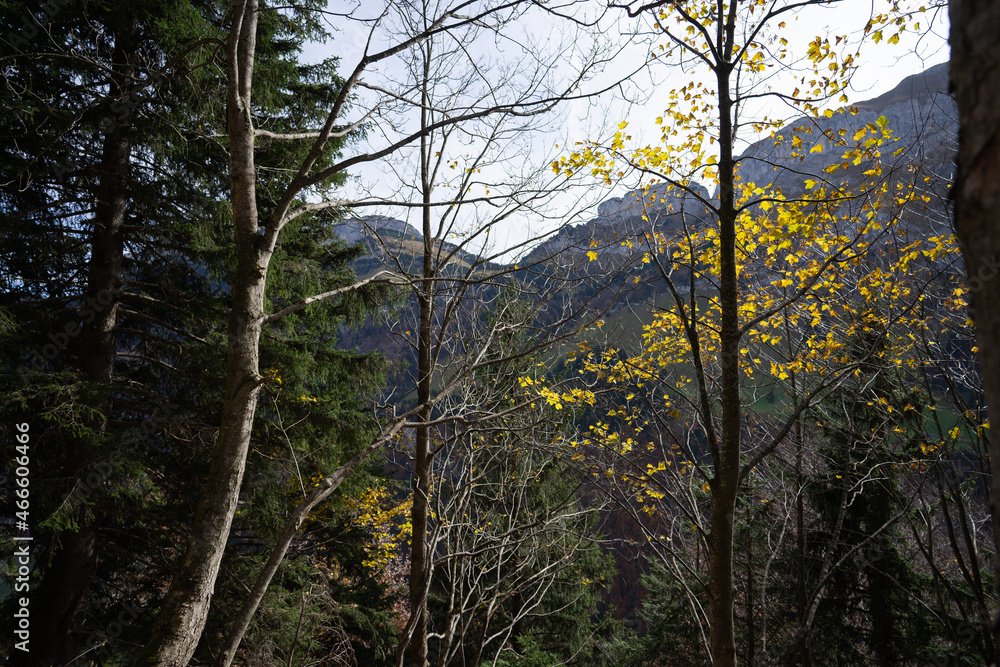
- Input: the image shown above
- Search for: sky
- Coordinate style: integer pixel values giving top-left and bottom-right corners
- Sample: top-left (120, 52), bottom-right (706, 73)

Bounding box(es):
top-left (302, 0), bottom-right (951, 260)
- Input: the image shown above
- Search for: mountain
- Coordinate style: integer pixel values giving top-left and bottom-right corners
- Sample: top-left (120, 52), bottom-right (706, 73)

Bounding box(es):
top-left (521, 62), bottom-right (955, 270)
top-left (738, 62), bottom-right (955, 217)
top-left (339, 63), bottom-right (955, 273)
top-left (337, 63), bottom-right (957, 357)
top-left (518, 181), bottom-right (714, 268)
top-left (334, 214), bottom-right (505, 281)
top-left (333, 214), bottom-right (422, 245)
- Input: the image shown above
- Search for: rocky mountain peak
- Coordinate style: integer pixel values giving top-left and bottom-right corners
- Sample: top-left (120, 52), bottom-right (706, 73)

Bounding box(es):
top-left (333, 215), bottom-right (422, 245)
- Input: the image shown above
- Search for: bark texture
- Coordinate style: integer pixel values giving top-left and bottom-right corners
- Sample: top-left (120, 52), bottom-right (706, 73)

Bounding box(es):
top-left (137, 2), bottom-right (263, 664)
top-left (950, 0), bottom-right (1000, 657)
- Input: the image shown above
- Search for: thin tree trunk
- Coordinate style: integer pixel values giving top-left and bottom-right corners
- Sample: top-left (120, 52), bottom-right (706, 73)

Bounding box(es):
top-left (949, 0), bottom-right (1000, 658)
top-left (868, 483), bottom-right (894, 666)
top-left (745, 518), bottom-right (756, 666)
top-left (708, 29), bottom-right (741, 664)
top-left (400, 34), bottom-right (435, 667)
top-left (405, 303), bottom-right (432, 667)
top-left (137, 3), bottom-right (263, 664)
top-left (795, 421), bottom-right (812, 667)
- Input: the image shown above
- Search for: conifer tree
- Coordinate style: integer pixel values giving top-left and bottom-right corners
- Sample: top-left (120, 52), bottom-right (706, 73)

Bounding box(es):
top-left (0, 1), bottom-right (393, 662)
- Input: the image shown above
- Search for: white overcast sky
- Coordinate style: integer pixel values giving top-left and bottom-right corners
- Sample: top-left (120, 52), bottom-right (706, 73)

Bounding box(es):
top-left (300, 0), bottom-right (950, 260)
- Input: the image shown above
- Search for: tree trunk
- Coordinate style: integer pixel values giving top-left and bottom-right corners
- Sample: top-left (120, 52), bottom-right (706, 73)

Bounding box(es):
top-left (400, 38), bottom-right (435, 667)
top-left (24, 19), bottom-right (133, 665)
top-left (137, 3), bottom-right (264, 664)
top-left (868, 484), bottom-right (894, 666)
top-left (28, 519), bottom-right (98, 667)
top-left (949, 0), bottom-right (1000, 658)
top-left (404, 316), bottom-right (432, 667)
top-left (795, 422), bottom-right (812, 667)
top-left (708, 40), bottom-right (740, 665)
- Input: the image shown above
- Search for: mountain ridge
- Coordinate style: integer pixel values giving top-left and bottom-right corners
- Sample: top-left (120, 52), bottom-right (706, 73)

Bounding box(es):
top-left (339, 62), bottom-right (955, 280)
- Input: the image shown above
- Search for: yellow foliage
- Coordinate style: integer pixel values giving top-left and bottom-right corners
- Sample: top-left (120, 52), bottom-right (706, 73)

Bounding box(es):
top-left (348, 486), bottom-right (413, 572)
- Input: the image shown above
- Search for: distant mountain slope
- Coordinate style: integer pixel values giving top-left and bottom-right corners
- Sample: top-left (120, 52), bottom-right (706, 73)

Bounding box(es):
top-left (337, 63), bottom-right (957, 360)
top-left (516, 64), bottom-right (955, 273)
top-left (337, 63), bottom-right (954, 278)
top-left (333, 214), bottom-right (504, 280)
top-left (738, 62), bottom-right (955, 204)
top-left (333, 214), bottom-right (422, 245)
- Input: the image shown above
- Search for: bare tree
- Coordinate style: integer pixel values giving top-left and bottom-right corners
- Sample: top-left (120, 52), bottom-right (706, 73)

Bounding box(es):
top-left (397, 290), bottom-right (611, 667)
top-left (136, 1), bottom-right (632, 664)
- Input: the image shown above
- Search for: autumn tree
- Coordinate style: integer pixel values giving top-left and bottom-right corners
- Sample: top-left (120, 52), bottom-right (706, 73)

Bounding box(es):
top-left (126, 1), bottom-right (631, 664)
top-left (545, 1), bottom-right (934, 663)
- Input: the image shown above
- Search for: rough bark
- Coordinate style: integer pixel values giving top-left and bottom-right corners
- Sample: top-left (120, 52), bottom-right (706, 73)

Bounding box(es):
top-left (136, 2), bottom-right (263, 664)
top-left (949, 0), bottom-right (1000, 657)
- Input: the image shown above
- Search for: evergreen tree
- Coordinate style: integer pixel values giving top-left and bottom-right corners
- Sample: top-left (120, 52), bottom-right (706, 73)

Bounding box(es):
top-left (0, 1), bottom-right (394, 662)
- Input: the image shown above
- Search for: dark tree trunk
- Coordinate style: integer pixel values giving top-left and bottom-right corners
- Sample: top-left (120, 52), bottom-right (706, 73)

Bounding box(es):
top-left (795, 421), bottom-right (812, 667)
top-left (708, 38), bottom-right (740, 666)
top-left (868, 485), bottom-right (894, 666)
top-left (401, 39), bottom-right (435, 667)
top-left (25, 20), bottom-right (134, 665)
top-left (950, 0), bottom-right (1000, 657)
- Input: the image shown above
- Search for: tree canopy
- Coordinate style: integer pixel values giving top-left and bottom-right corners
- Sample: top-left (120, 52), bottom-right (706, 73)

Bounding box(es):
top-left (2, 1), bottom-right (995, 666)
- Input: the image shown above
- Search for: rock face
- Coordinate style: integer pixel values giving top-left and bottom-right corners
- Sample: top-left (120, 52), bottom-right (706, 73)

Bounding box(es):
top-left (333, 215), bottom-right (422, 245)
top-left (519, 181), bottom-right (714, 268)
top-left (522, 62), bottom-right (955, 266)
top-left (737, 62), bottom-right (955, 199)
top-left (596, 181), bottom-right (714, 222)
